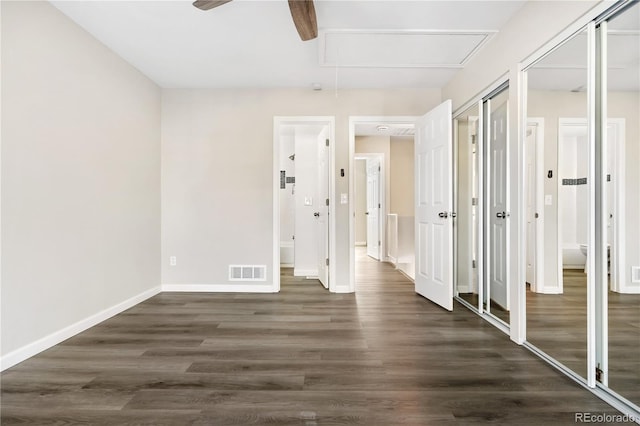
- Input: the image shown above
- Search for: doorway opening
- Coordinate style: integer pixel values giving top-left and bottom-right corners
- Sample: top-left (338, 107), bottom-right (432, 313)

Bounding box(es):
top-left (349, 117), bottom-right (417, 292)
top-left (273, 117), bottom-right (335, 293)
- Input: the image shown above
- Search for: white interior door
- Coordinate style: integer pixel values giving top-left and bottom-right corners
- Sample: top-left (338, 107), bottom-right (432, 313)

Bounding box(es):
top-left (317, 134), bottom-right (329, 288)
top-left (415, 100), bottom-right (453, 311)
top-left (366, 158), bottom-right (381, 260)
top-left (489, 100), bottom-right (509, 310)
top-left (525, 124), bottom-right (537, 288)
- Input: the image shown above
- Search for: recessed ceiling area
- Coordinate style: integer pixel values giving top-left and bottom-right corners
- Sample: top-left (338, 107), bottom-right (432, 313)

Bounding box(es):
top-left (50, 0), bottom-right (526, 89)
top-left (320, 30), bottom-right (495, 68)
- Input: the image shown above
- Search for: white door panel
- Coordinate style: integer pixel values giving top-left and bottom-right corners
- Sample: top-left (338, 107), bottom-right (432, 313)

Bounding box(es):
top-left (415, 100), bottom-right (453, 311)
top-left (489, 101), bottom-right (509, 310)
top-left (366, 158), bottom-right (381, 260)
top-left (317, 134), bottom-right (329, 288)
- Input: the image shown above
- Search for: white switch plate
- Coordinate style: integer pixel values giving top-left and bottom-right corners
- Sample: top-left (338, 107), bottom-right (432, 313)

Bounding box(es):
top-left (545, 195), bottom-right (553, 205)
top-left (340, 193), bottom-right (348, 204)
top-left (304, 197), bottom-right (313, 206)
top-left (169, 256), bottom-right (177, 266)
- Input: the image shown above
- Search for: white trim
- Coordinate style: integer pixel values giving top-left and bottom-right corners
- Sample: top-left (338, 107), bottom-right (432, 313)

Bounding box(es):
top-left (273, 119), bottom-right (281, 293)
top-left (0, 286), bottom-right (161, 371)
top-left (508, 66), bottom-right (524, 344)
top-left (586, 22), bottom-right (597, 389)
top-left (273, 116), bottom-right (336, 293)
top-left (348, 116), bottom-right (418, 293)
top-left (162, 284), bottom-right (275, 293)
top-left (477, 100), bottom-right (485, 314)
top-left (293, 269), bottom-right (319, 277)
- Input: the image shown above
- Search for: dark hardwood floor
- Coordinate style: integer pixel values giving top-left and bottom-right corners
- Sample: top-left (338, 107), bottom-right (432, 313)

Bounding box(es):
top-left (0, 251), bottom-right (624, 425)
top-left (527, 269), bottom-right (640, 405)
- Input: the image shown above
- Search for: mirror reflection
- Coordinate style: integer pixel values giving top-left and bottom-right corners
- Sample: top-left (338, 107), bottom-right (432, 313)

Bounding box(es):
top-left (485, 87), bottom-right (510, 325)
top-left (525, 30), bottom-right (589, 379)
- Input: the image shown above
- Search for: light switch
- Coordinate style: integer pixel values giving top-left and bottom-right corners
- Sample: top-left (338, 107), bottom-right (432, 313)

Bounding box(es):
top-left (545, 195), bottom-right (553, 205)
top-left (340, 193), bottom-right (348, 204)
top-left (304, 197), bottom-right (313, 206)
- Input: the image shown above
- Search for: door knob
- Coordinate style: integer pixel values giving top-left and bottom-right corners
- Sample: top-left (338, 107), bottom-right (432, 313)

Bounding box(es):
top-left (314, 212), bottom-right (320, 217)
top-left (438, 212), bottom-right (448, 218)
top-left (496, 212), bottom-right (505, 218)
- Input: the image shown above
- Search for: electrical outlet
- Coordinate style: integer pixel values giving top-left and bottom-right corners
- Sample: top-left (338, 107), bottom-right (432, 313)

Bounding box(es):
top-left (169, 256), bottom-right (177, 266)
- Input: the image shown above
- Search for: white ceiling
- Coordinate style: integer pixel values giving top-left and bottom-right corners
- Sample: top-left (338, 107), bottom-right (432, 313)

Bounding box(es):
top-left (50, 0), bottom-right (526, 89)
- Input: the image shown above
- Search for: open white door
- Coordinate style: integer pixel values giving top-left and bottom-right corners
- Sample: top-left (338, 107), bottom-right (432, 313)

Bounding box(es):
top-left (525, 124), bottom-right (537, 288)
top-left (366, 158), bottom-right (381, 260)
top-left (317, 133), bottom-right (329, 288)
top-left (488, 100), bottom-right (509, 310)
top-left (415, 100), bottom-right (454, 311)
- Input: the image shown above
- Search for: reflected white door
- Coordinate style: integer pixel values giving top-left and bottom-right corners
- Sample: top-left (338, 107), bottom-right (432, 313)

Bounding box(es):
top-left (415, 100), bottom-right (453, 311)
top-left (525, 124), bottom-right (537, 288)
top-left (317, 135), bottom-right (329, 288)
top-left (489, 100), bottom-right (509, 310)
top-left (366, 158), bottom-right (381, 260)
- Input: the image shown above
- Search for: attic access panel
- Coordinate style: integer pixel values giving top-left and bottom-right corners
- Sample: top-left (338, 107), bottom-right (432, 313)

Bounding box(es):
top-left (320, 30), bottom-right (496, 68)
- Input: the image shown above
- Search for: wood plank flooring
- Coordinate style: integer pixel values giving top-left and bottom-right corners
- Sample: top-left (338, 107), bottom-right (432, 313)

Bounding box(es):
top-left (1, 251), bottom-right (624, 425)
top-left (527, 269), bottom-right (640, 405)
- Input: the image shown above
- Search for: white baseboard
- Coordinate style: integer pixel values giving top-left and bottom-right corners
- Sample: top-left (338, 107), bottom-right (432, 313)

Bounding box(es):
top-left (0, 285), bottom-right (161, 372)
top-left (294, 269), bottom-right (318, 277)
top-left (355, 241), bottom-right (366, 247)
top-left (280, 263), bottom-right (294, 268)
top-left (162, 283), bottom-right (277, 293)
top-left (540, 287), bottom-right (563, 294)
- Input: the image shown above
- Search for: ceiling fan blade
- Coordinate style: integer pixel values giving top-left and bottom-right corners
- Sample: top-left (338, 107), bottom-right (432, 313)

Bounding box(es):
top-left (193, 0), bottom-right (233, 11)
top-left (288, 0), bottom-right (317, 41)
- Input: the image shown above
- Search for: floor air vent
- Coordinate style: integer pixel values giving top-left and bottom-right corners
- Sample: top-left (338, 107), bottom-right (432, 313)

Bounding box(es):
top-left (229, 265), bottom-right (266, 281)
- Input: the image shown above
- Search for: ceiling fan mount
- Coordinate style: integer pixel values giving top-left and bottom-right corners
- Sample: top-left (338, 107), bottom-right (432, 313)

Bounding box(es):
top-left (192, 0), bottom-right (318, 41)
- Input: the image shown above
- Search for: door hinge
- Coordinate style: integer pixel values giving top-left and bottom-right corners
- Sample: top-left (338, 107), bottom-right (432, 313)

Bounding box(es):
top-left (472, 260), bottom-right (476, 268)
top-left (596, 364), bottom-right (603, 383)
top-left (326, 258), bottom-right (329, 266)
top-left (378, 165), bottom-right (381, 172)
top-left (325, 139), bottom-right (329, 147)
top-left (378, 241), bottom-right (381, 246)
top-left (378, 203), bottom-right (381, 208)
top-left (535, 213), bottom-right (539, 218)
top-left (292, 235), bottom-right (295, 240)
top-left (326, 198), bottom-right (329, 206)
top-left (472, 197), bottom-right (478, 206)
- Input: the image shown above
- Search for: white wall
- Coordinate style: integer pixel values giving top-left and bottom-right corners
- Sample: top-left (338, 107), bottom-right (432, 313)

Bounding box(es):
top-left (1, 1), bottom-right (161, 363)
top-left (279, 132), bottom-right (295, 244)
top-left (161, 89), bottom-right (441, 291)
top-left (390, 136), bottom-right (414, 216)
top-left (278, 131), bottom-right (295, 266)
